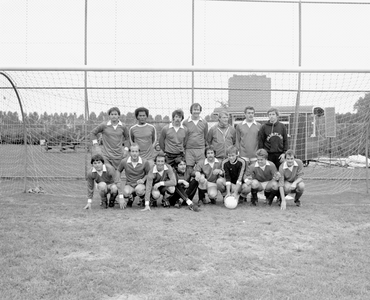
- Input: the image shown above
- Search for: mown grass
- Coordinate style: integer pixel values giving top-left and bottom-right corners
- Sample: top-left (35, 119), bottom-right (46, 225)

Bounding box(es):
top-left (1, 191), bottom-right (370, 300)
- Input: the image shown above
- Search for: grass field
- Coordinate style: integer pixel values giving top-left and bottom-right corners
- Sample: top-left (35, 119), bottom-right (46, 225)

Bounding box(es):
top-left (1, 191), bottom-right (370, 300)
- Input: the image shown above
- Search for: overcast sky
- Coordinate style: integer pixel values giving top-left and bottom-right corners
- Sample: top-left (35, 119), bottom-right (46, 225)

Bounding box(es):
top-left (1, 0), bottom-right (370, 116)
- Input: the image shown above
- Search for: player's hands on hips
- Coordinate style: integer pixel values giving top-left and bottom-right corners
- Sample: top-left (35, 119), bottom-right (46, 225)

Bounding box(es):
top-left (141, 205), bottom-right (151, 212)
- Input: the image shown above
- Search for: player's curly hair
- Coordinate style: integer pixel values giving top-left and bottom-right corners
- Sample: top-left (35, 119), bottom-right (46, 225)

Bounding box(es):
top-left (134, 107), bottom-right (149, 118)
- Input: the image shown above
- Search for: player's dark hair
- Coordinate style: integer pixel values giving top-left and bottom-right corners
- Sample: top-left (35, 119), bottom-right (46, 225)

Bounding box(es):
top-left (204, 145), bottom-right (216, 157)
top-left (172, 109), bottom-right (184, 121)
top-left (190, 103), bottom-right (202, 114)
top-left (173, 156), bottom-right (186, 171)
top-left (108, 107), bottom-right (121, 116)
top-left (155, 151), bottom-right (167, 163)
top-left (91, 154), bottom-right (105, 164)
top-left (134, 107), bottom-right (149, 118)
top-left (244, 106), bottom-right (255, 113)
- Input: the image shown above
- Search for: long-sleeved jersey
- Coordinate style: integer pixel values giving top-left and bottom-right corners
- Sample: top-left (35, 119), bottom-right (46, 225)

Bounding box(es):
top-left (235, 120), bottom-right (261, 160)
top-left (244, 160), bottom-right (277, 182)
top-left (144, 164), bottom-right (177, 202)
top-left (278, 159), bottom-right (304, 187)
top-left (159, 123), bottom-right (188, 154)
top-left (182, 117), bottom-right (208, 149)
top-left (207, 124), bottom-right (236, 159)
top-left (86, 164), bottom-right (121, 199)
top-left (222, 157), bottom-right (246, 185)
top-left (117, 156), bottom-right (151, 187)
top-left (258, 121), bottom-right (288, 154)
top-left (194, 158), bottom-right (222, 183)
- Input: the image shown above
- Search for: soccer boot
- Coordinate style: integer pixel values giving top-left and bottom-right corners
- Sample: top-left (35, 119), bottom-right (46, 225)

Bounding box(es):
top-left (109, 193), bottom-right (118, 207)
top-left (126, 195), bottom-right (134, 207)
top-left (149, 196), bottom-right (157, 207)
top-left (162, 198), bottom-right (170, 208)
top-left (174, 200), bottom-right (182, 209)
top-left (101, 197), bottom-right (108, 209)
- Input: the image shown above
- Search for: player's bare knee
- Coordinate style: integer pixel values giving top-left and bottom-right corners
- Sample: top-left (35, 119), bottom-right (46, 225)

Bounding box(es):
top-left (151, 190), bottom-right (161, 199)
top-left (123, 186), bottom-right (131, 197)
top-left (167, 186), bottom-right (175, 194)
top-left (208, 188), bottom-right (218, 199)
top-left (297, 182), bottom-right (305, 191)
top-left (251, 180), bottom-right (259, 189)
top-left (135, 184), bottom-right (145, 196)
top-left (110, 184), bottom-right (118, 194)
top-left (97, 182), bottom-right (107, 191)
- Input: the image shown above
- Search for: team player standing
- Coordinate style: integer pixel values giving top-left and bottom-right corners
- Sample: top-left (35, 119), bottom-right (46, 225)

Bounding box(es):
top-left (84, 105), bottom-right (305, 211)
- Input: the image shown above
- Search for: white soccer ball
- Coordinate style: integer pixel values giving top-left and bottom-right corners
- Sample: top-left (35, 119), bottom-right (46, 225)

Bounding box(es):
top-left (224, 195), bottom-right (238, 209)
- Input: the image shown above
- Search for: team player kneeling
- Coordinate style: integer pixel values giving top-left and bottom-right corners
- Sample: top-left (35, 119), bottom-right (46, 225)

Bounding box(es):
top-left (85, 147), bottom-right (304, 211)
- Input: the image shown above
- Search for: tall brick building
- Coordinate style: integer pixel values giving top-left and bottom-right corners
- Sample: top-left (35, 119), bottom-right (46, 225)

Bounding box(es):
top-left (228, 75), bottom-right (271, 111)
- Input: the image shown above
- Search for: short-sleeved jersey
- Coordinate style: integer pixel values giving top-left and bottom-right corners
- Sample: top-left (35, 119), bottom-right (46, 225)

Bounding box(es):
top-left (117, 156), bottom-right (151, 187)
top-left (129, 123), bottom-right (157, 160)
top-left (278, 159), bottom-right (304, 187)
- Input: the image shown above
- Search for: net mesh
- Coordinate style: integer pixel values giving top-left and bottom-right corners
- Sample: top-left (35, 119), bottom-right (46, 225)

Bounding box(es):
top-left (0, 68), bottom-right (369, 197)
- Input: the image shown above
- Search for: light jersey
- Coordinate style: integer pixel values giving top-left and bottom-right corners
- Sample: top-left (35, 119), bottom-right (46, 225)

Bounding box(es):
top-left (129, 123), bottom-right (157, 160)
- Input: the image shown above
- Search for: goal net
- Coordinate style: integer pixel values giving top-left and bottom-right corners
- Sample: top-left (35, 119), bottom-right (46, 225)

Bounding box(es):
top-left (0, 67), bottom-right (369, 198)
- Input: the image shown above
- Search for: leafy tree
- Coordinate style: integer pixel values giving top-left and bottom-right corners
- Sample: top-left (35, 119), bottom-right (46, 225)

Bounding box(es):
top-left (353, 92), bottom-right (370, 122)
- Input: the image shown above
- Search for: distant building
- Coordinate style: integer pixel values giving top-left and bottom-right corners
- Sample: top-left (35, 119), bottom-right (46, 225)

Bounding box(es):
top-left (228, 75), bottom-right (271, 112)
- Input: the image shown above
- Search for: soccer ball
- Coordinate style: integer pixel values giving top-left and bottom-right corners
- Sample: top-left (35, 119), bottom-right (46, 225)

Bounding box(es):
top-left (224, 195), bottom-right (238, 209)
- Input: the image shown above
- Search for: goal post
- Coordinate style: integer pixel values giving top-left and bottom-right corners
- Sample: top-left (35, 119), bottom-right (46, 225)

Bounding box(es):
top-left (0, 66), bottom-right (369, 197)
